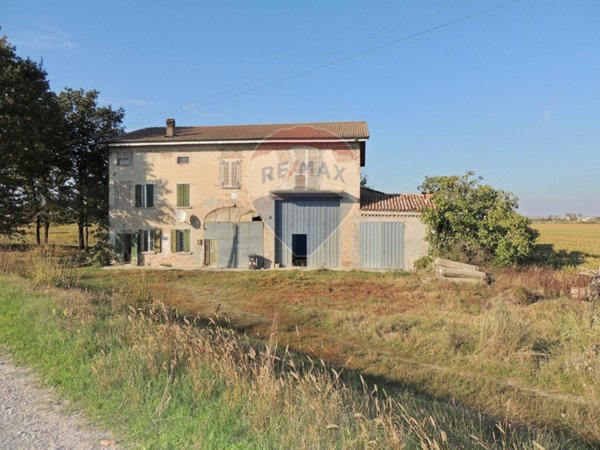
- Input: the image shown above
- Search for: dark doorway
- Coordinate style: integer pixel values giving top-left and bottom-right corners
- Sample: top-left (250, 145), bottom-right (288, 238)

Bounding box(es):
top-left (292, 234), bottom-right (307, 267)
top-left (123, 233), bottom-right (132, 264)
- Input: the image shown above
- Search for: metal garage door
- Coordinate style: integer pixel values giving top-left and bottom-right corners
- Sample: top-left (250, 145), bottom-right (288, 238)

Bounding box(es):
top-left (275, 197), bottom-right (341, 268)
top-left (361, 222), bottom-right (404, 270)
top-left (204, 222), bottom-right (264, 268)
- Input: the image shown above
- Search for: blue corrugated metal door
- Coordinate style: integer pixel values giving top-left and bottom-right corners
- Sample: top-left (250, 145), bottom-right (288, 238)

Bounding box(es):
top-left (275, 197), bottom-right (341, 268)
top-left (361, 221), bottom-right (404, 269)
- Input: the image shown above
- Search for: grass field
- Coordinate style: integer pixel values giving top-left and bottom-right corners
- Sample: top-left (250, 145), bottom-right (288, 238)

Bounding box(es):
top-left (78, 267), bottom-right (599, 444)
top-left (532, 222), bottom-right (600, 267)
top-left (0, 222), bottom-right (599, 447)
top-left (0, 223), bottom-right (95, 247)
top-left (1, 249), bottom-right (599, 448)
top-left (2, 269), bottom-right (583, 449)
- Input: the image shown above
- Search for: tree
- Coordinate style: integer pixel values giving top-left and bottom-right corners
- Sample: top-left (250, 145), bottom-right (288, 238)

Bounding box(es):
top-left (418, 172), bottom-right (538, 266)
top-left (58, 88), bottom-right (124, 249)
top-left (0, 35), bottom-right (69, 242)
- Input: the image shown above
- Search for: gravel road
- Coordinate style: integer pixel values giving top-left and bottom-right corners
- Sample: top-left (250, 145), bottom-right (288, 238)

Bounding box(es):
top-left (0, 353), bottom-right (119, 450)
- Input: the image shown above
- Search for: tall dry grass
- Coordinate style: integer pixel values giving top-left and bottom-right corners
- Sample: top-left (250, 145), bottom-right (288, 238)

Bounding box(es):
top-left (0, 249), bottom-right (595, 448)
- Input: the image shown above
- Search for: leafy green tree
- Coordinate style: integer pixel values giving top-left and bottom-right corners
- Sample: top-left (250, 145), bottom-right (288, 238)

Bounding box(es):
top-left (0, 35), bottom-right (68, 242)
top-left (58, 88), bottom-right (124, 249)
top-left (419, 172), bottom-right (538, 266)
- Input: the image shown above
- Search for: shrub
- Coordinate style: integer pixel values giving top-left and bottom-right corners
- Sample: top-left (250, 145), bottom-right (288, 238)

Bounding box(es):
top-left (414, 255), bottom-right (433, 271)
top-left (419, 172), bottom-right (539, 267)
top-left (85, 229), bottom-right (114, 266)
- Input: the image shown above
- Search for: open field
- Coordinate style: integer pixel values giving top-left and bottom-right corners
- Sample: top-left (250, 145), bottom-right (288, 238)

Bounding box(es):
top-left (1, 269), bottom-right (582, 449)
top-left (0, 224), bottom-right (96, 247)
top-left (0, 222), bottom-right (598, 447)
top-left (0, 249), bottom-right (599, 448)
top-left (532, 222), bottom-right (600, 267)
top-left (79, 267), bottom-right (599, 445)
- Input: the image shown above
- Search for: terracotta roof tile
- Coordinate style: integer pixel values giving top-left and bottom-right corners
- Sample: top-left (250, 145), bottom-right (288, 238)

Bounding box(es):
top-left (360, 187), bottom-right (433, 213)
top-left (111, 121), bottom-right (369, 143)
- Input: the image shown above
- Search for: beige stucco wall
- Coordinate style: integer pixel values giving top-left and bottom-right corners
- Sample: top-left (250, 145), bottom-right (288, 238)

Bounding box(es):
top-left (358, 212), bottom-right (429, 270)
top-left (108, 142), bottom-right (362, 268)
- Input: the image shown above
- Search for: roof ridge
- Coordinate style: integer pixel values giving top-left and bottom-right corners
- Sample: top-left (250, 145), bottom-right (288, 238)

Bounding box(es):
top-left (172, 120), bottom-right (367, 129)
top-left (361, 187), bottom-right (428, 197)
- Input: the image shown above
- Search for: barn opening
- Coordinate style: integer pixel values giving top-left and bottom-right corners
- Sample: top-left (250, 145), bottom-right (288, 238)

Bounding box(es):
top-left (203, 207), bottom-right (264, 268)
top-left (291, 234), bottom-right (308, 266)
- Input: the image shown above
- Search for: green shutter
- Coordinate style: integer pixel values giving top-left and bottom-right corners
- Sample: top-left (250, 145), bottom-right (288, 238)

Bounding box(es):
top-left (171, 230), bottom-right (177, 253)
top-left (132, 232), bottom-right (138, 260)
top-left (135, 185), bottom-right (142, 207)
top-left (177, 184), bottom-right (190, 207)
top-left (114, 233), bottom-right (124, 262)
top-left (183, 230), bottom-right (190, 252)
top-left (183, 185), bottom-right (190, 207)
top-left (154, 229), bottom-right (162, 253)
top-left (146, 184), bottom-right (155, 207)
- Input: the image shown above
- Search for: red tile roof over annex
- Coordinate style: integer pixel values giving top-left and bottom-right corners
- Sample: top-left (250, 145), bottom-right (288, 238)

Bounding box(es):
top-left (360, 187), bottom-right (433, 213)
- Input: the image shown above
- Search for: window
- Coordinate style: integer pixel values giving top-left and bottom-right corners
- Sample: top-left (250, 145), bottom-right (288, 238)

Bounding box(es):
top-left (220, 160), bottom-right (241, 188)
top-left (135, 184), bottom-right (154, 208)
top-left (116, 151), bottom-right (130, 166)
top-left (171, 230), bottom-right (190, 253)
top-left (139, 229), bottom-right (162, 253)
top-left (177, 156), bottom-right (189, 164)
top-left (177, 184), bottom-right (190, 207)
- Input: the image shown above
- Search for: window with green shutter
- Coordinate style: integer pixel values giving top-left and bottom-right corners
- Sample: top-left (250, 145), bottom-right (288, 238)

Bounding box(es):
top-left (171, 229), bottom-right (191, 253)
top-left (177, 184), bottom-right (190, 207)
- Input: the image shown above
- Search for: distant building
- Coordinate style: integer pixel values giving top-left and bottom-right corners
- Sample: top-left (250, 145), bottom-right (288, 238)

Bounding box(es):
top-left (107, 119), bottom-right (431, 270)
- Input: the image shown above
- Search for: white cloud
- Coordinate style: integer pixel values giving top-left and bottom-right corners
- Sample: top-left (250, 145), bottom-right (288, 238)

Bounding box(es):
top-left (15, 26), bottom-right (77, 50)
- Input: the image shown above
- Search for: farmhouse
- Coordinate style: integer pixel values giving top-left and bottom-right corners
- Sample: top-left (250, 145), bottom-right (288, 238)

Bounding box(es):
top-left (107, 119), bottom-right (431, 270)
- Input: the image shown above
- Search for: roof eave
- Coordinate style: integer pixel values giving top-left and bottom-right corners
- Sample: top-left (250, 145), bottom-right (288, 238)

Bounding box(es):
top-left (108, 137), bottom-right (368, 147)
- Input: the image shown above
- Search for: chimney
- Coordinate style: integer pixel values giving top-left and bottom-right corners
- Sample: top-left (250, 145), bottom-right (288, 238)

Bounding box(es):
top-left (166, 118), bottom-right (175, 137)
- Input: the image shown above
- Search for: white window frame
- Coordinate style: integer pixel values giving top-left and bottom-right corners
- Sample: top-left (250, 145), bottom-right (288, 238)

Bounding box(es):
top-left (135, 184), bottom-right (155, 208)
top-left (140, 230), bottom-right (154, 252)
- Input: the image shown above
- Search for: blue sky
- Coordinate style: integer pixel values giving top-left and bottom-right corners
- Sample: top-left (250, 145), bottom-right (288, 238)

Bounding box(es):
top-left (2, 0), bottom-right (599, 215)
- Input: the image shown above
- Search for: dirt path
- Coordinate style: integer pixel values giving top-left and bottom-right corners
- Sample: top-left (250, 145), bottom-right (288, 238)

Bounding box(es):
top-left (0, 353), bottom-right (119, 450)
